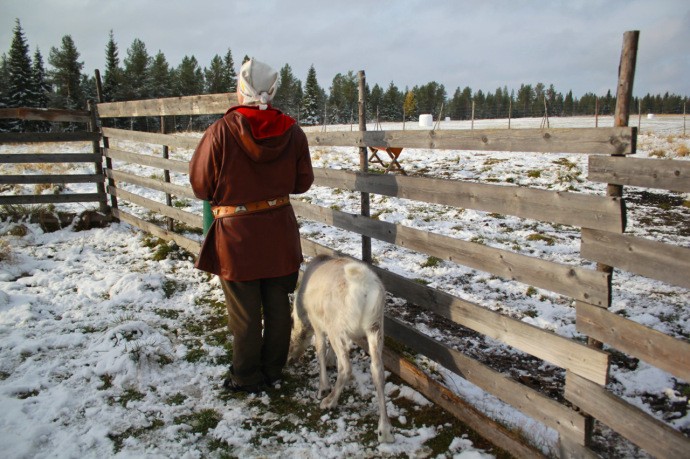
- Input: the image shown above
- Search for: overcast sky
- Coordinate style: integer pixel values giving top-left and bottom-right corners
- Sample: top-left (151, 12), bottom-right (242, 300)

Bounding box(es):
top-left (1, 0), bottom-right (688, 98)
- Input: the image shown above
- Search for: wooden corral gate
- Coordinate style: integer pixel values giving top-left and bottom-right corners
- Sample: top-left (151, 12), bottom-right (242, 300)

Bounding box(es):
top-left (1, 31), bottom-right (689, 458)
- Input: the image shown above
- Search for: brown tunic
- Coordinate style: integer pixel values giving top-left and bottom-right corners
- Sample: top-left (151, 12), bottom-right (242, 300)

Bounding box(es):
top-left (189, 105), bottom-right (313, 281)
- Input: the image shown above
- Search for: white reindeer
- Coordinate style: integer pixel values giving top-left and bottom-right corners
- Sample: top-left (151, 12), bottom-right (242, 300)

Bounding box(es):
top-left (289, 254), bottom-right (395, 444)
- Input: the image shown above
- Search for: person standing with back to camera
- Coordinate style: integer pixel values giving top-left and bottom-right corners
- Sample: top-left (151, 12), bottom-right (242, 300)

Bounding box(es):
top-left (189, 58), bottom-right (314, 393)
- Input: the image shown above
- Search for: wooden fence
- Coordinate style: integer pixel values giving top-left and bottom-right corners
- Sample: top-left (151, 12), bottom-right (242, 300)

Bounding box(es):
top-left (1, 31), bottom-right (688, 458)
top-left (0, 105), bottom-right (107, 212)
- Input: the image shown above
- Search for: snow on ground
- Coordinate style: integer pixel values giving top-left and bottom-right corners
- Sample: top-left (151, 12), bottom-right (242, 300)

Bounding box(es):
top-left (1, 115), bottom-right (688, 457)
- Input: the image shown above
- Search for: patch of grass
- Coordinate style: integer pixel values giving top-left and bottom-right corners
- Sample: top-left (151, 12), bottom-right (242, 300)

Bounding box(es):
top-left (421, 256), bottom-right (442, 268)
top-left (173, 199), bottom-right (191, 208)
top-left (414, 278), bottom-right (430, 286)
top-left (166, 393), bottom-right (187, 406)
top-left (162, 279), bottom-right (182, 299)
top-left (99, 374), bottom-right (114, 390)
top-left (108, 418), bottom-right (165, 454)
top-left (552, 158), bottom-right (577, 169)
top-left (525, 286), bottom-right (538, 297)
top-left (174, 408), bottom-right (222, 435)
top-left (115, 388), bottom-right (146, 407)
top-left (154, 308), bottom-right (180, 320)
top-left (0, 239), bottom-right (12, 262)
top-left (0, 371), bottom-right (10, 381)
top-left (677, 145), bottom-right (689, 157)
top-left (16, 389), bottom-right (40, 399)
top-left (526, 233), bottom-right (555, 246)
top-left (649, 149), bottom-right (667, 158)
top-left (527, 169), bottom-right (542, 178)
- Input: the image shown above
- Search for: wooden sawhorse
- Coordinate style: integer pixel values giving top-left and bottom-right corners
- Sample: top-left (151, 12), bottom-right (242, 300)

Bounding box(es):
top-left (368, 146), bottom-right (406, 175)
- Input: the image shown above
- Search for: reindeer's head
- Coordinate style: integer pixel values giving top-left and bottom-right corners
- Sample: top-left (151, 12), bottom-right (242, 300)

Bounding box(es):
top-left (287, 294), bottom-right (313, 363)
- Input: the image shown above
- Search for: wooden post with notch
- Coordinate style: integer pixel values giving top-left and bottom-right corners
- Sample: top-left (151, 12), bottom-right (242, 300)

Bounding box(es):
top-left (94, 69), bottom-right (119, 217)
top-left (358, 70), bottom-right (371, 263)
top-left (161, 116), bottom-right (174, 231)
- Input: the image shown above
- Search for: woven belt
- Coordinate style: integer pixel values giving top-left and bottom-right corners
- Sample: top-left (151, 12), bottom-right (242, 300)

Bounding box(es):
top-left (211, 195), bottom-right (290, 218)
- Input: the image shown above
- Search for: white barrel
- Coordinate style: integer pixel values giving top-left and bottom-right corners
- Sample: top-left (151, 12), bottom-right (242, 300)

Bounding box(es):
top-left (647, 113), bottom-right (655, 119)
top-left (419, 114), bottom-right (433, 127)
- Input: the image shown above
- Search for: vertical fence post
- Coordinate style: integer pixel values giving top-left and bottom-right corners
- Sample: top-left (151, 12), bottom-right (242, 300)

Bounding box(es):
top-left (358, 70), bottom-right (372, 263)
top-left (87, 100), bottom-right (109, 215)
top-left (160, 116), bottom-right (174, 231)
top-left (471, 100), bottom-right (475, 130)
top-left (94, 69), bottom-right (118, 217)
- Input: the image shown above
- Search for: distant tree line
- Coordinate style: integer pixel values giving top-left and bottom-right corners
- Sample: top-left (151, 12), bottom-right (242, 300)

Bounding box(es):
top-left (1, 19), bottom-right (688, 132)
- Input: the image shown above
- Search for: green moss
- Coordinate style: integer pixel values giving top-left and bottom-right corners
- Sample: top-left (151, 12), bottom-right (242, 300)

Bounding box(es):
top-left (421, 256), bottom-right (442, 268)
top-left (174, 408), bottom-right (222, 435)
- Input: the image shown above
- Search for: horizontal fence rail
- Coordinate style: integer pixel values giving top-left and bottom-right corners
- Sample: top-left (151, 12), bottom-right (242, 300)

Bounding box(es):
top-left (0, 107), bottom-right (91, 123)
top-left (313, 168), bottom-right (626, 233)
top-left (305, 127), bottom-right (637, 155)
top-left (589, 155), bottom-right (690, 192)
top-left (97, 92), bottom-right (237, 118)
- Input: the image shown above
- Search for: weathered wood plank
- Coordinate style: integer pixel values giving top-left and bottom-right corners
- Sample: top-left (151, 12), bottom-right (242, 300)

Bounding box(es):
top-left (313, 168), bottom-right (625, 233)
top-left (104, 169), bottom-right (196, 200)
top-left (0, 153), bottom-right (101, 164)
top-left (581, 228), bottom-right (690, 289)
top-left (101, 127), bottom-right (199, 149)
top-left (294, 200), bottom-right (610, 306)
top-left (576, 301), bottom-right (690, 382)
top-left (97, 93), bottom-right (237, 118)
top-left (0, 174), bottom-right (104, 185)
top-left (300, 238), bottom-right (611, 385)
top-left (306, 127), bottom-right (636, 155)
top-left (0, 193), bottom-right (104, 205)
top-left (112, 208), bottom-right (202, 255)
top-left (589, 156), bottom-right (690, 193)
top-left (104, 148), bottom-right (189, 174)
top-left (0, 107), bottom-right (91, 123)
top-left (385, 316), bottom-right (588, 441)
top-left (0, 132), bottom-right (100, 143)
top-left (107, 186), bottom-right (202, 228)
top-left (565, 371), bottom-right (690, 459)
top-left (381, 344), bottom-right (544, 458)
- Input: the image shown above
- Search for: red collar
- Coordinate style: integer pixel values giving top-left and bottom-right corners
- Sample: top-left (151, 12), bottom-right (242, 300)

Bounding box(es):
top-left (228, 105), bottom-right (296, 139)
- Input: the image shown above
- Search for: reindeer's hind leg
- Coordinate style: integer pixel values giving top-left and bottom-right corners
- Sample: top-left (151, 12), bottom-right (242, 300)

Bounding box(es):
top-left (366, 323), bottom-right (394, 443)
top-left (313, 330), bottom-right (331, 398)
top-left (320, 334), bottom-right (351, 409)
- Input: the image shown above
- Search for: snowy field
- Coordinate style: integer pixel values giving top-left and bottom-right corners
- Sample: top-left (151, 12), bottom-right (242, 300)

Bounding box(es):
top-left (0, 116), bottom-right (688, 458)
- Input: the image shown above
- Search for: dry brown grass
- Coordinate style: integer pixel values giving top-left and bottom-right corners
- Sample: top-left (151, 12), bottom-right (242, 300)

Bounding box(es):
top-left (676, 145), bottom-right (689, 157)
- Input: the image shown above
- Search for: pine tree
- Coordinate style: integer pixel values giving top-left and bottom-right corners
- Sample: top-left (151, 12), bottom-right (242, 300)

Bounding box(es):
top-left (175, 55), bottom-right (204, 96)
top-left (301, 64), bottom-right (322, 125)
top-left (223, 49), bottom-right (237, 92)
top-left (122, 38), bottom-right (150, 100)
top-left (7, 19), bottom-right (34, 131)
top-left (273, 63), bottom-right (302, 119)
top-left (31, 48), bottom-right (51, 131)
top-left (205, 55), bottom-right (229, 93)
top-left (368, 84), bottom-right (383, 122)
top-left (103, 30), bottom-right (122, 102)
top-left (149, 51), bottom-right (172, 98)
top-left (327, 71), bottom-right (357, 124)
top-left (0, 54), bottom-right (11, 131)
top-left (48, 35), bottom-right (85, 110)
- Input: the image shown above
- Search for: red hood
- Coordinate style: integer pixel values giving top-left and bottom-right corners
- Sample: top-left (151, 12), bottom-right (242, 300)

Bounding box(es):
top-left (228, 105), bottom-right (296, 139)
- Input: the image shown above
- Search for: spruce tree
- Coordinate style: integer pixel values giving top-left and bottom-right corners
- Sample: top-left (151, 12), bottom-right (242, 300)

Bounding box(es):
top-left (301, 64), bottom-right (322, 125)
top-left (175, 55), bottom-right (204, 96)
top-left (7, 19), bottom-right (34, 131)
top-left (103, 30), bottom-right (122, 102)
top-left (381, 82), bottom-right (403, 121)
top-left (122, 38), bottom-right (151, 100)
top-left (149, 51), bottom-right (172, 99)
top-left (273, 63), bottom-right (302, 119)
top-left (205, 55), bottom-right (228, 93)
top-left (223, 49), bottom-right (237, 92)
top-left (31, 48), bottom-right (51, 131)
top-left (48, 35), bottom-right (85, 110)
top-left (0, 54), bottom-right (11, 131)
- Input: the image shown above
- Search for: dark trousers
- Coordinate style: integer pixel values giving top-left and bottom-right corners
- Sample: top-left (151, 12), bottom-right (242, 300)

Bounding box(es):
top-left (219, 271), bottom-right (298, 386)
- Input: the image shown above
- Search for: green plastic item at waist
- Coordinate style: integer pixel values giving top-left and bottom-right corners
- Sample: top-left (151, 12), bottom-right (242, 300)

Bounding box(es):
top-left (202, 201), bottom-right (213, 236)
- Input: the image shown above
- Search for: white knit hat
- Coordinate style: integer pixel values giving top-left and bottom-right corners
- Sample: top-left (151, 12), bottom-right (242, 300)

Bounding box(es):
top-left (238, 58), bottom-right (279, 109)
